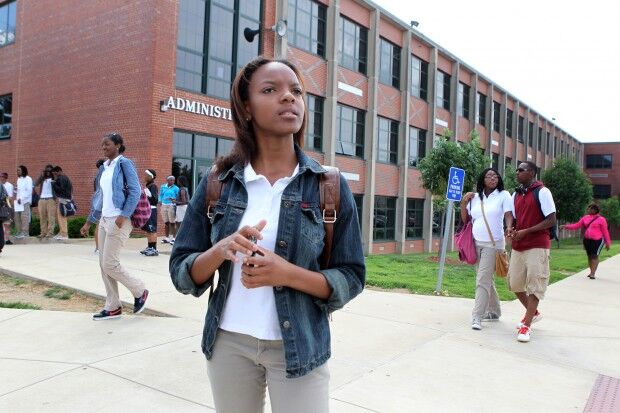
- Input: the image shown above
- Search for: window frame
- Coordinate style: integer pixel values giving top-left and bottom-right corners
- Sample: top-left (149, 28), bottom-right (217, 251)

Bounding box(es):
top-left (457, 82), bottom-right (470, 118)
top-left (0, 94), bottom-right (12, 140)
top-left (586, 154), bottom-right (613, 169)
top-left (376, 116), bottom-right (399, 164)
top-left (305, 94), bottom-right (324, 152)
top-left (336, 103), bottom-right (365, 158)
top-left (476, 92), bottom-right (486, 125)
top-left (288, 0), bottom-right (327, 57)
top-left (408, 126), bottom-right (426, 168)
top-left (373, 196), bottom-right (397, 241)
top-left (405, 198), bottom-right (424, 239)
top-left (506, 109), bottom-right (513, 138)
top-left (492, 101), bottom-right (501, 132)
top-left (0, 1), bottom-right (16, 48)
top-left (435, 70), bottom-right (450, 110)
top-left (411, 54), bottom-right (428, 100)
top-left (338, 15), bottom-right (367, 74)
top-left (379, 38), bottom-right (401, 88)
top-left (592, 184), bottom-right (612, 199)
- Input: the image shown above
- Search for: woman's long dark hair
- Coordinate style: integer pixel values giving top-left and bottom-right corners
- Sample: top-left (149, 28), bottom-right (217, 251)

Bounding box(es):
top-left (476, 167), bottom-right (504, 200)
top-left (17, 165), bottom-right (28, 177)
top-left (215, 57), bottom-right (307, 172)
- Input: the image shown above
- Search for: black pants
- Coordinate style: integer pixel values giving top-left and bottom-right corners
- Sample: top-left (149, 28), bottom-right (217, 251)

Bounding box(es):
top-left (0, 221), bottom-right (4, 252)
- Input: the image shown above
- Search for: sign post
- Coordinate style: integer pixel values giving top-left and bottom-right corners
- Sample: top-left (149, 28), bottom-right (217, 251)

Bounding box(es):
top-left (435, 167), bottom-right (465, 294)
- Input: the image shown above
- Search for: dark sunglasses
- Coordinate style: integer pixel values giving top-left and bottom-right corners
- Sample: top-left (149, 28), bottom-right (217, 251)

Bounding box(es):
top-left (516, 168), bottom-right (528, 173)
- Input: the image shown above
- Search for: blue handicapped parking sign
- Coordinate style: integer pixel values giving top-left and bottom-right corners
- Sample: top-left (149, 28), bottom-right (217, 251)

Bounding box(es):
top-left (446, 167), bottom-right (465, 202)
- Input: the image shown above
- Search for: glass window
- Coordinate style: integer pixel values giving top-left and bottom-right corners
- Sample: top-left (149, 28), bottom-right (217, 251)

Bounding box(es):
top-left (546, 132), bottom-right (551, 154)
top-left (306, 94), bottom-right (324, 151)
top-left (528, 121), bottom-right (534, 147)
top-left (0, 1), bottom-right (16, 47)
top-left (176, 0), bottom-right (261, 98)
top-left (435, 70), bottom-right (450, 110)
top-left (506, 109), bottom-right (513, 138)
top-left (537, 127), bottom-right (543, 151)
top-left (504, 157), bottom-right (512, 174)
top-left (0, 94), bottom-right (12, 139)
top-left (593, 185), bottom-right (611, 199)
top-left (411, 55), bottom-right (428, 100)
top-left (288, 0), bottom-right (326, 57)
top-left (377, 117), bottom-right (398, 164)
top-left (379, 38), bottom-right (401, 88)
top-left (457, 83), bottom-right (470, 118)
top-left (172, 130), bottom-right (234, 193)
top-left (406, 198), bottom-right (424, 238)
top-left (338, 16), bottom-right (367, 74)
top-left (476, 92), bottom-right (486, 125)
top-left (492, 101), bottom-right (501, 132)
top-left (353, 194), bottom-right (363, 231)
top-left (374, 196), bottom-right (396, 241)
top-left (408, 126), bottom-right (426, 167)
top-left (586, 154), bottom-right (613, 169)
top-left (336, 104), bottom-right (365, 158)
top-left (517, 116), bottom-right (524, 143)
top-left (492, 153), bottom-right (499, 170)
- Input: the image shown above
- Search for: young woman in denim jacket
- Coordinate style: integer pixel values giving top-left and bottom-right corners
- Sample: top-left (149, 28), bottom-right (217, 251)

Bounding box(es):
top-left (170, 58), bottom-right (365, 413)
top-left (80, 133), bottom-right (149, 320)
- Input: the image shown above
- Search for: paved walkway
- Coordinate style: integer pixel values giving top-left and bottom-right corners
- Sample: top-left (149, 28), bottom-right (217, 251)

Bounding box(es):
top-left (0, 238), bottom-right (619, 412)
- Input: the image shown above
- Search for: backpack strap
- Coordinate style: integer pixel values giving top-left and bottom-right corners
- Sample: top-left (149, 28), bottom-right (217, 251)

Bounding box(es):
top-left (319, 166), bottom-right (340, 270)
top-left (205, 168), bottom-right (223, 220)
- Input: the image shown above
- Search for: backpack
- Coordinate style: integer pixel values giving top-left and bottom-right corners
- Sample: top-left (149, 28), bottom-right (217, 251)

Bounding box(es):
top-left (532, 186), bottom-right (558, 241)
top-left (118, 159), bottom-right (151, 228)
top-left (205, 166), bottom-right (340, 269)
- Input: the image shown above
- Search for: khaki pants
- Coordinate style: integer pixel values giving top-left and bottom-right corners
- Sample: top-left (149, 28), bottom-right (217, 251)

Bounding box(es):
top-left (55, 199), bottom-right (68, 237)
top-left (38, 198), bottom-right (56, 237)
top-left (472, 244), bottom-right (502, 320)
top-left (14, 202), bottom-right (31, 236)
top-left (207, 329), bottom-right (330, 413)
top-left (98, 216), bottom-right (145, 311)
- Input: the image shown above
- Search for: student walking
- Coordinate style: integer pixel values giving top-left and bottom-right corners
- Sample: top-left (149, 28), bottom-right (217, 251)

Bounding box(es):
top-left (170, 57), bottom-right (365, 413)
top-left (140, 169), bottom-right (159, 257)
top-left (14, 165), bottom-right (33, 238)
top-left (506, 161), bottom-right (557, 343)
top-left (158, 175), bottom-right (179, 244)
top-left (51, 166), bottom-right (73, 240)
top-left (80, 133), bottom-right (149, 320)
top-left (560, 203), bottom-right (611, 279)
top-left (460, 168), bottom-right (513, 330)
top-left (174, 175), bottom-right (190, 229)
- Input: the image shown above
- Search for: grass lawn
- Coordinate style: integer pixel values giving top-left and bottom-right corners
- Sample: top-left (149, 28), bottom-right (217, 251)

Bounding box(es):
top-left (365, 237), bottom-right (620, 301)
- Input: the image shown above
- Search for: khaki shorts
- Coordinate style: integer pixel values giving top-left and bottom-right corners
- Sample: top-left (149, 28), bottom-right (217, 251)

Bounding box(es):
top-left (507, 248), bottom-right (550, 300)
top-left (160, 204), bottom-right (176, 223)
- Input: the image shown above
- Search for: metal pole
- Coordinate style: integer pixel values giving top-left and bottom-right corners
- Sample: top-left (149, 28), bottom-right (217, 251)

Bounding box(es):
top-left (435, 201), bottom-right (454, 293)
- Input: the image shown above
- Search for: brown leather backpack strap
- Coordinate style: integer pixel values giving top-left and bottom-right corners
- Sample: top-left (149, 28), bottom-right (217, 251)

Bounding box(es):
top-left (319, 166), bottom-right (340, 269)
top-left (205, 167), bottom-right (223, 220)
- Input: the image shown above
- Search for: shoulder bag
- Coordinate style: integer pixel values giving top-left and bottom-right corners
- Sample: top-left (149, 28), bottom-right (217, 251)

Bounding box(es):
top-left (480, 199), bottom-right (509, 277)
top-left (59, 199), bottom-right (77, 217)
top-left (455, 198), bottom-right (477, 265)
top-left (119, 158), bottom-right (151, 228)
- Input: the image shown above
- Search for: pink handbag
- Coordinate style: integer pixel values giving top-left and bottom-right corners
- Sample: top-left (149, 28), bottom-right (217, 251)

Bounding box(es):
top-left (455, 220), bottom-right (477, 264)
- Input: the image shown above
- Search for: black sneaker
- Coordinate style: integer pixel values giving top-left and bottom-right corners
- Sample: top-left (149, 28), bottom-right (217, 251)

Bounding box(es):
top-left (134, 289), bottom-right (149, 314)
top-left (5, 240), bottom-right (13, 245)
top-left (92, 307), bottom-right (122, 321)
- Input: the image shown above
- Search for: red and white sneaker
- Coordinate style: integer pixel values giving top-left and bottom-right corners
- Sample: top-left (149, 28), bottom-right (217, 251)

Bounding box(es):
top-left (517, 325), bottom-right (531, 342)
top-left (516, 311), bottom-right (542, 329)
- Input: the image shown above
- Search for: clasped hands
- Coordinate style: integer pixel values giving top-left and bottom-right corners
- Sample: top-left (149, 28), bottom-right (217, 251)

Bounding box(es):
top-left (215, 219), bottom-right (292, 289)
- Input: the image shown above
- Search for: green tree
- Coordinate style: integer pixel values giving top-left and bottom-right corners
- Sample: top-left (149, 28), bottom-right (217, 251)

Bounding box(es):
top-left (599, 196), bottom-right (620, 227)
top-left (541, 157), bottom-right (592, 223)
top-left (502, 165), bottom-right (518, 193)
top-left (418, 130), bottom-right (491, 247)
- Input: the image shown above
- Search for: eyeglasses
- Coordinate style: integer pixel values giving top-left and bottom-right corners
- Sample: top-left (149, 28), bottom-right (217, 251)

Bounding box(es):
top-left (516, 168), bottom-right (528, 173)
top-left (485, 175), bottom-right (499, 179)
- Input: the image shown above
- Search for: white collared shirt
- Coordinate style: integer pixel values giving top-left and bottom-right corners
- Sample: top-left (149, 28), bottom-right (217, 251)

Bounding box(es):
top-left (467, 189), bottom-right (513, 246)
top-left (219, 162), bottom-right (300, 340)
top-left (100, 156), bottom-right (123, 218)
top-left (40, 178), bottom-right (53, 198)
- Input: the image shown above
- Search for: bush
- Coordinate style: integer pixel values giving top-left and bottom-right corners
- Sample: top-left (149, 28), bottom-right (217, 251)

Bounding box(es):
top-left (28, 215), bottom-right (95, 238)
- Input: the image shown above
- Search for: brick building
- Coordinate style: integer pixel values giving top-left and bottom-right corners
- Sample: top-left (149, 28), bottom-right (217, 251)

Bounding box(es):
top-left (0, 0), bottom-right (588, 254)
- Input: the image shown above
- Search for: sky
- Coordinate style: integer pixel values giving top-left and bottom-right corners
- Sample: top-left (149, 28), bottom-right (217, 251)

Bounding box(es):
top-left (374, 0), bottom-right (620, 143)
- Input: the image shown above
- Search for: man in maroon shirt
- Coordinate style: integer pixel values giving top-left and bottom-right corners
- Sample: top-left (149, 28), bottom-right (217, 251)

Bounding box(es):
top-left (507, 161), bottom-right (556, 343)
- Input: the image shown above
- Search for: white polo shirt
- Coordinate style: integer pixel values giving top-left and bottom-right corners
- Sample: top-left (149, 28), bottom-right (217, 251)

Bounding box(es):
top-left (467, 189), bottom-right (513, 246)
top-left (100, 156), bottom-right (123, 218)
top-left (219, 162), bottom-right (299, 340)
top-left (40, 178), bottom-right (53, 198)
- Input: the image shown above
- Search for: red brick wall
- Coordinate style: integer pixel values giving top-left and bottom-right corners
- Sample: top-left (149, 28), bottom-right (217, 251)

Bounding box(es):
top-left (337, 68), bottom-right (368, 110)
top-left (372, 241), bottom-right (397, 254)
top-left (459, 69), bottom-right (472, 86)
top-left (374, 163), bottom-right (399, 196)
top-left (407, 169), bottom-right (425, 196)
top-left (287, 47), bottom-right (328, 96)
top-left (379, 17), bottom-right (402, 46)
top-left (411, 37), bottom-right (431, 62)
top-left (335, 156), bottom-right (365, 194)
top-left (436, 53), bottom-right (453, 74)
top-left (584, 142), bottom-right (620, 198)
top-left (377, 84), bottom-right (401, 120)
top-left (409, 97), bottom-right (428, 130)
top-left (477, 79), bottom-right (489, 95)
top-left (340, 0), bottom-right (371, 27)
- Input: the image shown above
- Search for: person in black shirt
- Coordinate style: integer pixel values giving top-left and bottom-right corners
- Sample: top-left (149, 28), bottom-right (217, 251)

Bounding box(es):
top-left (51, 166), bottom-right (73, 240)
top-left (140, 169), bottom-right (160, 256)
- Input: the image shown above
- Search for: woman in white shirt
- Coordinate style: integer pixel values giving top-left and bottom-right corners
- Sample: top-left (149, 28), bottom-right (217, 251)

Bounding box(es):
top-left (14, 165), bottom-right (33, 238)
top-left (460, 168), bottom-right (513, 330)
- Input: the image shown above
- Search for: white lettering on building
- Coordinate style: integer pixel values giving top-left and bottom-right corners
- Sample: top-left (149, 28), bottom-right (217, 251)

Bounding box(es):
top-left (165, 96), bottom-right (232, 121)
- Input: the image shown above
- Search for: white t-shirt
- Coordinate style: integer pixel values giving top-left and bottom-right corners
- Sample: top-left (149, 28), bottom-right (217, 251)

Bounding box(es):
top-left (2, 182), bottom-right (14, 198)
top-left (100, 156), bottom-right (123, 218)
top-left (467, 189), bottom-right (513, 246)
top-left (40, 178), bottom-right (53, 198)
top-left (219, 162), bottom-right (299, 340)
top-left (16, 176), bottom-right (33, 203)
top-left (511, 186), bottom-right (556, 218)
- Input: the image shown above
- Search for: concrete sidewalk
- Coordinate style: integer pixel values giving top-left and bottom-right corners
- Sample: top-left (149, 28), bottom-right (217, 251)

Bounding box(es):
top-left (1, 239), bottom-right (619, 412)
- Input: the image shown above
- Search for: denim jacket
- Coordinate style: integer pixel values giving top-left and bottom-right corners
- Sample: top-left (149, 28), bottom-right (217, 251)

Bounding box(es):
top-left (169, 146), bottom-right (365, 378)
top-left (87, 156), bottom-right (141, 223)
